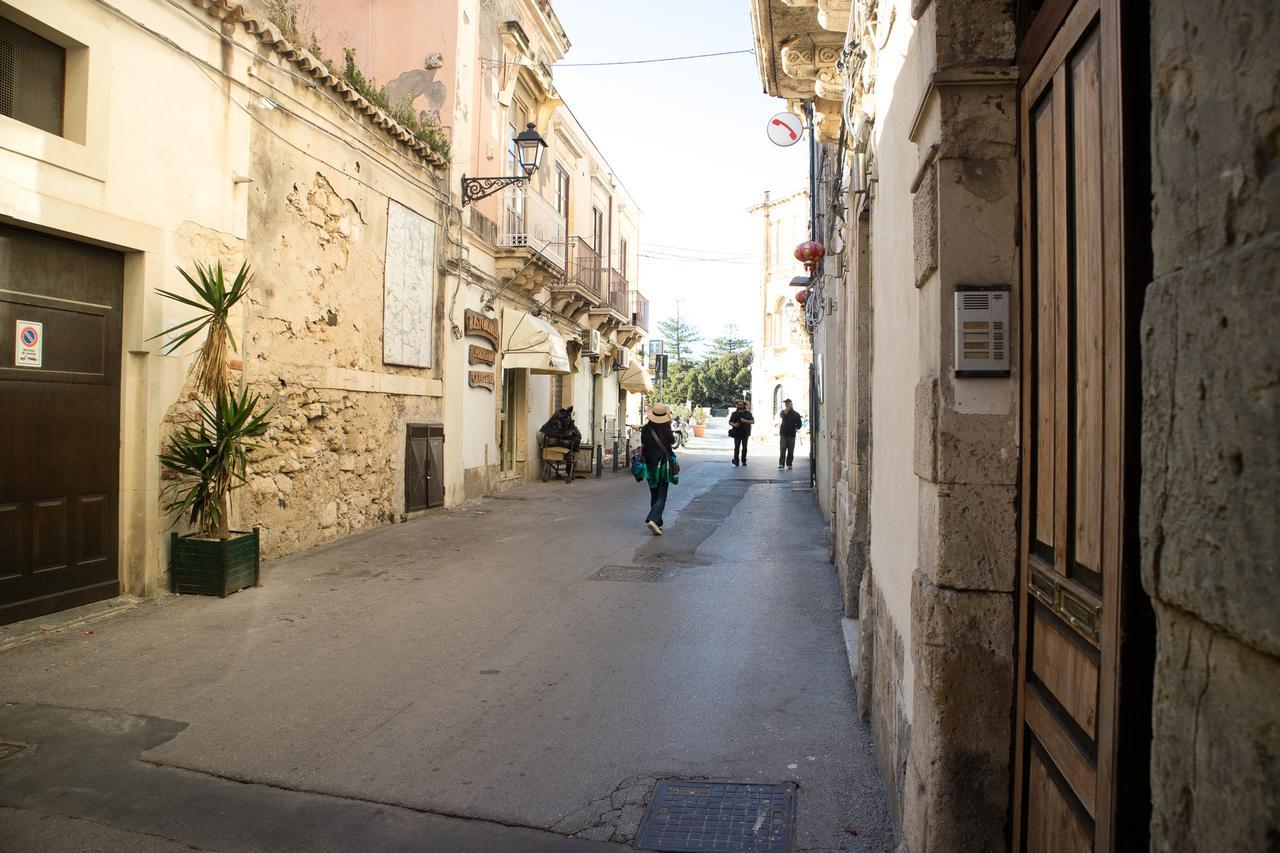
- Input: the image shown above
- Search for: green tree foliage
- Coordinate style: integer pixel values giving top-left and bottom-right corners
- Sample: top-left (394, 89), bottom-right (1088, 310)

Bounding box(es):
top-left (653, 348), bottom-right (752, 410)
top-left (655, 303), bottom-right (702, 364)
top-left (706, 323), bottom-right (751, 357)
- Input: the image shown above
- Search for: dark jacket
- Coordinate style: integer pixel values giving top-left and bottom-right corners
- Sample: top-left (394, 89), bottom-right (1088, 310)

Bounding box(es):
top-left (640, 422), bottom-right (677, 486)
top-left (729, 408), bottom-right (755, 437)
top-left (779, 409), bottom-right (803, 437)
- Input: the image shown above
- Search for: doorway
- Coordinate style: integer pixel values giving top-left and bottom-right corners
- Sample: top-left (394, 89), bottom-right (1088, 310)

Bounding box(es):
top-left (1012, 0), bottom-right (1152, 849)
top-left (0, 225), bottom-right (123, 625)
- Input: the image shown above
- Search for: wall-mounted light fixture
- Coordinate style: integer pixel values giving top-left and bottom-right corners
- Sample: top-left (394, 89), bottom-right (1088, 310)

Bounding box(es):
top-left (461, 123), bottom-right (548, 205)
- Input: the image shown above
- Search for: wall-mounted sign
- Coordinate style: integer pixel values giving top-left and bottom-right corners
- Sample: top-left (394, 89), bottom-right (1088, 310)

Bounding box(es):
top-left (15, 320), bottom-right (42, 368)
top-left (468, 344), bottom-right (496, 366)
top-left (767, 112), bottom-right (803, 147)
top-left (468, 370), bottom-right (495, 391)
top-left (464, 309), bottom-right (499, 348)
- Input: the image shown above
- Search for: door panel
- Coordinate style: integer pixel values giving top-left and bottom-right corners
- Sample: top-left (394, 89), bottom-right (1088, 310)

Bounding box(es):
top-left (1015, 0), bottom-right (1134, 848)
top-left (0, 225), bottom-right (122, 624)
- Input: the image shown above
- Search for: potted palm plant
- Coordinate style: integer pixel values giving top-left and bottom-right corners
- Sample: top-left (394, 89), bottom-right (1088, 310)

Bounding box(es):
top-left (153, 262), bottom-right (271, 597)
top-left (692, 407), bottom-right (708, 438)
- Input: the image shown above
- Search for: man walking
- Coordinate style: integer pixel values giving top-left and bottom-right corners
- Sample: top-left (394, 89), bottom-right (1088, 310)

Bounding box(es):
top-left (778, 398), bottom-right (803, 469)
top-left (729, 400), bottom-right (754, 466)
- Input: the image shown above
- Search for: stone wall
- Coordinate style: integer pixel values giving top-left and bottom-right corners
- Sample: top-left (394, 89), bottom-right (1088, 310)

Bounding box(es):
top-left (1142, 0), bottom-right (1280, 849)
top-left (209, 46), bottom-right (447, 560)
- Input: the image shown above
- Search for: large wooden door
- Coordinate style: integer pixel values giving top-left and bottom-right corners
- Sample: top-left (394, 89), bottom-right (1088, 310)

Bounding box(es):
top-left (1013, 0), bottom-right (1142, 850)
top-left (0, 225), bottom-right (122, 625)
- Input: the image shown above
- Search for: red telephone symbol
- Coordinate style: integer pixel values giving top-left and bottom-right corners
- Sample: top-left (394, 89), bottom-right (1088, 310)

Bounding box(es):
top-left (772, 118), bottom-right (798, 141)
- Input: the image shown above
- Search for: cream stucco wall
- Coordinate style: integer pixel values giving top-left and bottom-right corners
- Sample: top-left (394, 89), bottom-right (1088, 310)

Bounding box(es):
top-left (865, 2), bottom-right (930, 715)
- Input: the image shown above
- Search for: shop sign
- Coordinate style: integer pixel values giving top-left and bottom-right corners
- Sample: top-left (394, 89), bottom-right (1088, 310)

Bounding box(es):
top-left (464, 309), bottom-right (499, 348)
top-left (468, 345), bottom-right (496, 366)
top-left (468, 370), bottom-right (495, 391)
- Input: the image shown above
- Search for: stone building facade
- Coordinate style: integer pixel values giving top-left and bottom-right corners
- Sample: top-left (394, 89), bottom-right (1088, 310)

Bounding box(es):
top-left (749, 0), bottom-right (1277, 850)
top-left (748, 189), bottom-right (812, 444)
top-left (0, 0), bottom-right (646, 624)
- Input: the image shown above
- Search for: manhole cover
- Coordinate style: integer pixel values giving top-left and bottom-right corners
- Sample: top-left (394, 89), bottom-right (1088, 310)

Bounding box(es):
top-left (0, 743), bottom-right (26, 762)
top-left (589, 565), bottom-right (672, 583)
top-left (635, 779), bottom-right (797, 852)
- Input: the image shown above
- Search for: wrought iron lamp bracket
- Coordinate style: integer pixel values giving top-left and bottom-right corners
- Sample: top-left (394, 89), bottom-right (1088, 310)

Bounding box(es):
top-left (461, 175), bottom-right (528, 206)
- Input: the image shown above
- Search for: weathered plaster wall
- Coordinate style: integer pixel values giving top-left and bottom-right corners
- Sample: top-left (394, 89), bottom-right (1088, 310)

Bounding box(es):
top-left (1142, 1), bottom-right (1280, 849)
top-left (231, 39), bottom-right (448, 559)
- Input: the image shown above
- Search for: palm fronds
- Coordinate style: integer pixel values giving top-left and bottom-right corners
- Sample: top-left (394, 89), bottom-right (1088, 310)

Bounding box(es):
top-left (150, 261), bottom-right (253, 398)
top-left (160, 385), bottom-right (272, 539)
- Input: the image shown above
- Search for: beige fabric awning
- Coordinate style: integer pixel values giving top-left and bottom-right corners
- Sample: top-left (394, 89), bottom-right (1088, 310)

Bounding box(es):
top-left (617, 361), bottom-right (654, 393)
top-left (501, 309), bottom-right (571, 375)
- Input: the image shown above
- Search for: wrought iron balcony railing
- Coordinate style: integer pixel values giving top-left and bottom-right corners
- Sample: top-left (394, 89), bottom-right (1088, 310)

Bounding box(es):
top-left (566, 237), bottom-right (603, 299)
top-left (498, 185), bottom-right (567, 270)
top-left (628, 291), bottom-right (649, 332)
top-left (607, 270), bottom-right (628, 315)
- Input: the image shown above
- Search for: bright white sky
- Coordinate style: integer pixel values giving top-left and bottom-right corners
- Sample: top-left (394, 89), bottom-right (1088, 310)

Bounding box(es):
top-left (550, 0), bottom-right (808, 355)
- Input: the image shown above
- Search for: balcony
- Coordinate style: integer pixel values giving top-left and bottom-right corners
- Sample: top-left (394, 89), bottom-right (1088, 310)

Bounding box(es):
top-left (548, 237), bottom-right (604, 321)
top-left (628, 291), bottom-right (649, 332)
top-left (616, 289), bottom-right (648, 347)
top-left (587, 268), bottom-right (630, 332)
top-left (494, 185), bottom-right (567, 295)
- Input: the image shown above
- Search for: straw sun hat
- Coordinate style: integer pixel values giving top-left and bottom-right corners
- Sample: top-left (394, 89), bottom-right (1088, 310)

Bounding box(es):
top-left (647, 403), bottom-right (672, 424)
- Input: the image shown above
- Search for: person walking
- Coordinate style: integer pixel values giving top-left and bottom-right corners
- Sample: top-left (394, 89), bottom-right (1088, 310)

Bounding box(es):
top-left (640, 403), bottom-right (678, 535)
top-left (778, 398), bottom-right (803, 469)
top-left (729, 400), bottom-right (755, 466)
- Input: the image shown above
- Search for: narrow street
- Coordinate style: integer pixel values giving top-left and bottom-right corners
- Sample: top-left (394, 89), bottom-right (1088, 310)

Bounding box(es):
top-left (0, 433), bottom-right (890, 853)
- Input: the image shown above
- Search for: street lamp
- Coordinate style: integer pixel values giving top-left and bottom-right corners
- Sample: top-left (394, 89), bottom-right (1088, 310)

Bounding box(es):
top-left (461, 123), bottom-right (548, 205)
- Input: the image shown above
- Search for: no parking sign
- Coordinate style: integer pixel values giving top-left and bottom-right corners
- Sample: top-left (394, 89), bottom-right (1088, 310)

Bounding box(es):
top-left (15, 320), bottom-right (42, 368)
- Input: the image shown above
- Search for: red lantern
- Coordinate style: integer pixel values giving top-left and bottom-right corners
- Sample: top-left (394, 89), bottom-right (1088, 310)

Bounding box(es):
top-left (794, 241), bottom-right (825, 274)
top-left (795, 288), bottom-right (810, 306)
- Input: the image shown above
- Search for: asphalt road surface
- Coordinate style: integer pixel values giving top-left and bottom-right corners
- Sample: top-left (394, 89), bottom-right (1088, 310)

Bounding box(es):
top-left (0, 435), bottom-right (890, 852)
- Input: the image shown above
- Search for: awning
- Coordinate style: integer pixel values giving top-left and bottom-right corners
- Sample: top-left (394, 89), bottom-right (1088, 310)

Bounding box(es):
top-left (617, 361), bottom-right (654, 393)
top-left (501, 309), bottom-right (570, 374)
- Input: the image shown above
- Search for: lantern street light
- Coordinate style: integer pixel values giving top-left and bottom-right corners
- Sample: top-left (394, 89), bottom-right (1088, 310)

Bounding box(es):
top-left (461, 123), bottom-right (548, 205)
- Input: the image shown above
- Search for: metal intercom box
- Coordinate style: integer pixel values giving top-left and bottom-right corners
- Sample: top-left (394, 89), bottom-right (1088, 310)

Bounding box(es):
top-left (954, 284), bottom-right (1011, 378)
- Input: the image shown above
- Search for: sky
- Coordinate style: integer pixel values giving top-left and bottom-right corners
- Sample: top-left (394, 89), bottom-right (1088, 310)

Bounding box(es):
top-left (548, 0), bottom-right (808, 355)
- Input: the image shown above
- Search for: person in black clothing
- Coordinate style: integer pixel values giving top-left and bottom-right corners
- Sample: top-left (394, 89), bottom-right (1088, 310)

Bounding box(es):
top-left (640, 403), bottom-right (677, 535)
top-left (729, 400), bottom-right (754, 466)
top-left (778, 398), bottom-right (803, 469)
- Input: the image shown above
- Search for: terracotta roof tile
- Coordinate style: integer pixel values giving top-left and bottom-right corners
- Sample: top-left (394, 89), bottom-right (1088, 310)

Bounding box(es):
top-left (190, 0), bottom-right (449, 171)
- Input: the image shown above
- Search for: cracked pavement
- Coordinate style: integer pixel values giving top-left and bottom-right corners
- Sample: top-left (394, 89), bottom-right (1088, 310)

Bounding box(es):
top-left (0, 444), bottom-right (891, 851)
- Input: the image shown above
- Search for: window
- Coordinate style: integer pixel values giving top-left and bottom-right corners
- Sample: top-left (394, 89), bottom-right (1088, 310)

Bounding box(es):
top-left (591, 206), bottom-right (604, 256)
top-left (619, 237), bottom-right (628, 279)
top-left (0, 17), bottom-right (66, 136)
top-left (555, 164), bottom-right (570, 221)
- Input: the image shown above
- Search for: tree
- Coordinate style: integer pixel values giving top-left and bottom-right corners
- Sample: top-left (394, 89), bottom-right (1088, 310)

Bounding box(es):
top-left (692, 349), bottom-right (753, 408)
top-left (655, 302), bottom-right (702, 364)
top-left (707, 323), bottom-right (751, 358)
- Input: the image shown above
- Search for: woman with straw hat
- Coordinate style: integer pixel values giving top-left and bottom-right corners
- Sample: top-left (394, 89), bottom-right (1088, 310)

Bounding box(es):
top-left (639, 403), bottom-right (679, 535)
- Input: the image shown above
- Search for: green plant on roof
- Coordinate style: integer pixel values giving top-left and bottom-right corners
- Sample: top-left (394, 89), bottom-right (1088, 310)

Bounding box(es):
top-left (342, 48), bottom-right (451, 161)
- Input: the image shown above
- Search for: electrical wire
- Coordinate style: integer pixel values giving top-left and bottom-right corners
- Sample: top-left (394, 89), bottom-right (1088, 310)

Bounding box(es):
top-left (557, 48), bottom-right (755, 67)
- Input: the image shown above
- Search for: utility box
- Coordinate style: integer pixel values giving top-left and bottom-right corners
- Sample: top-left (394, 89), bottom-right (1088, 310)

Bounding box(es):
top-left (954, 284), bottom-right (1011, 378)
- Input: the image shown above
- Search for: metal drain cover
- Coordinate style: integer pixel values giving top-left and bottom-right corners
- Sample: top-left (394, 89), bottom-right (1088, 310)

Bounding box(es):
top-left (589, 565), bottom-right (672, 582)
top-left (635, 779), bottom-right (797, 852)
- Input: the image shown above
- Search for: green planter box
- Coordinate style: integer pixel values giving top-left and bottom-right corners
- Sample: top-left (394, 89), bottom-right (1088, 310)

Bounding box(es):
top-left (170, 529), bottom-right (260, 597)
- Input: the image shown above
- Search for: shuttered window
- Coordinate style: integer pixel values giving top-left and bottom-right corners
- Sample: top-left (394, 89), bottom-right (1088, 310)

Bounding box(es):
top-left (0, 17), bottom-right (66, 136)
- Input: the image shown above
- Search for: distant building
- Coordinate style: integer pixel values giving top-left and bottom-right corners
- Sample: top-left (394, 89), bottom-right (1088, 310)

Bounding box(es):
top-left (748, 190), bottom-right (811, 439)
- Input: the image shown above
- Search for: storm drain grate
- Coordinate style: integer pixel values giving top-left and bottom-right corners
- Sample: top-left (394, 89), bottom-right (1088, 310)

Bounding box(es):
top-left (589, 565), bottom-right (672, 583)
top-left (635, 779), bottom-right (797, 852)
top-left (0, 743), bottom-right (26, 762)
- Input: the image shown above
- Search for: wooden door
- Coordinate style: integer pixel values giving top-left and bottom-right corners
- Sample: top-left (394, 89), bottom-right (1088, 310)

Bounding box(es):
top-left (0, 225), bottom-right (122, 625)
top-left (1013, 0), bottom-right (1141, 849)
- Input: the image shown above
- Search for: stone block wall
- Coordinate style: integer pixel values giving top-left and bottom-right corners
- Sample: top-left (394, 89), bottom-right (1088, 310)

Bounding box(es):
top-left (1142, 0), bottom-right (1280, 849)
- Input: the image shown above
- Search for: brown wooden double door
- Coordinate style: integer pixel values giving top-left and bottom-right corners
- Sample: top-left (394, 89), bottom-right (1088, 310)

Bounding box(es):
top-left (0, 225), bottom-right (122, 625)
top-left (1013, 0), bottom-right (1144, 850)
